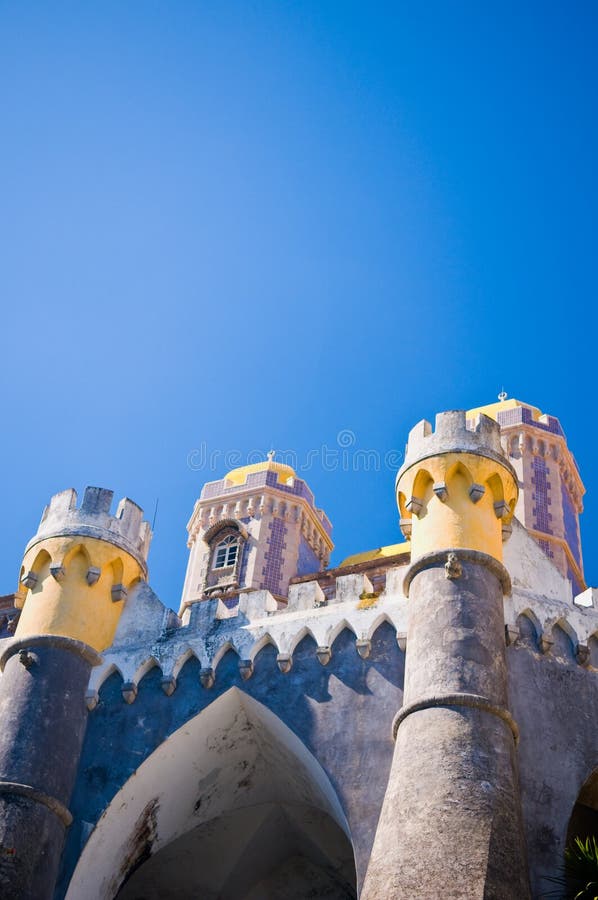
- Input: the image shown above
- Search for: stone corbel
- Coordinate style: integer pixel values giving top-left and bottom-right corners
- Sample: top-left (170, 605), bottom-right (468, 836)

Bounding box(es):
top-left (405, 497), bottom-right (423, 516)
top-left (316, 646), bottom-right (331, 666)
top-left (433, 482), bottom-right (448, 502)
top-left (493, 500), bottom-right (510, 519)
top-left (86, 567), bottom-right (101, 585)
top-left (50, 564), bottom-right (66, 582)
top-left (238, 659), bottom-right (254, 681)
top-left (20, 571), bottom-right (38, 589)
top-left (356, 638), bottom-right (371, 659)
top-left (121, 682), bottom-right (138, 704)
top-left (276, 653), bottom-right (292, 674)
top-left (85, 689), bottom-right (99, 711)
top-left (161, 676), bottom-right (177, 696)
top-left (539, 632), bottom-right (554, 654)
top-left (199, 667), bottom-right (215, 689)
top-left (469, 483), bottom-right (485, 503)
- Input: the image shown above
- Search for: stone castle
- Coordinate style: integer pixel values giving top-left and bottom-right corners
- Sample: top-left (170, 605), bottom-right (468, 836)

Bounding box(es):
top-left (0, 396), bottom-right (596, 899)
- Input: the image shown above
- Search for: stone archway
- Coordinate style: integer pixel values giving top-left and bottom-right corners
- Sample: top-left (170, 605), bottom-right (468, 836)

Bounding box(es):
top-left (65, 689), bottom-right (357, 899)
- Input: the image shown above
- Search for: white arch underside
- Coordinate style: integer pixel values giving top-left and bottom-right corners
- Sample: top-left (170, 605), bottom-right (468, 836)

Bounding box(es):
top-left (65, 688), bottom-right (355, 900)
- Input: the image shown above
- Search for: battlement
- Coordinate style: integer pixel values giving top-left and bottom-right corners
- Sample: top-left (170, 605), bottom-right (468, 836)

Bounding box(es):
top-left (86, 547), bottom-right (598, 705)
top-left (25, 487), bottom-right (152, 573)
top-left (399, 410), bottom-right (511, 476)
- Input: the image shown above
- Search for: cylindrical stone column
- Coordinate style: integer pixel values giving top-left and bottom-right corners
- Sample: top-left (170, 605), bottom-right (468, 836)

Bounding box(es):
top-left (0, 486), bottom-right (151, 899)
top-left (0, 636), bottom-right (100, 900)
top-left (362, 411), bottom-right (531, 900)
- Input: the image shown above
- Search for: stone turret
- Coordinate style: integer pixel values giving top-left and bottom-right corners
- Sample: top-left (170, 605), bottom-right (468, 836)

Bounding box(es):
top-left (181, 457), bottom-right (333, 615)
top-left (468, 396), bottom-right (586, 594)
top-left (397, 409), bottom-right (518, 559)
top-left (0, 488), bottom-right (151, 900)
top-left (362, 411), bottom-right (530, 899)
top-left (16, 487), bottom-right (151, 652)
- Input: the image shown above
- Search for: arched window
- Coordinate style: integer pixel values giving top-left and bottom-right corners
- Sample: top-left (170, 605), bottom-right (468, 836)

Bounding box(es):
top-left (212, 535), bottom-right (239, 569)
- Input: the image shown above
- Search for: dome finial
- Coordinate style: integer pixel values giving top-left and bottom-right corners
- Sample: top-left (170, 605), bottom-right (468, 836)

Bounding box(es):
top-left (498, 388), bottom-right (507, 402)
top-left (267, 449), bottom-right (275, 462)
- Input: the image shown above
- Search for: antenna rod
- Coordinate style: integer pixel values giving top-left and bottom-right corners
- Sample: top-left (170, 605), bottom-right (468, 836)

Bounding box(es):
top-left (152, 497), bottom-right (159, 531)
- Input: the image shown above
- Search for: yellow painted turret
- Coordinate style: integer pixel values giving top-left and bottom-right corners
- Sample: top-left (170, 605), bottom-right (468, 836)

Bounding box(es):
top-left (396, 411), bottom-right (518, 562)
top-left (15, 487), bottom-right (152, 652)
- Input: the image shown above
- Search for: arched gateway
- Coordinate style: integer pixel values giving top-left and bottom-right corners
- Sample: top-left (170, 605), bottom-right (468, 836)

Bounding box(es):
top-left (65, 689), bottom-right (357, 900)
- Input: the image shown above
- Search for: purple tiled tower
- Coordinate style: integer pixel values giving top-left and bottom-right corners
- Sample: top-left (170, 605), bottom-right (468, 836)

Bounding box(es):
top-left (180, 456), bottom-right (333, 615)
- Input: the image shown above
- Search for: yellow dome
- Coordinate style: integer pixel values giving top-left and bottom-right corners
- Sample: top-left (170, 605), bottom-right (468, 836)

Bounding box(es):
top-left (225, 459), bottom-right (297, 487)
top-left (467, 397), bottom-right (541, 422)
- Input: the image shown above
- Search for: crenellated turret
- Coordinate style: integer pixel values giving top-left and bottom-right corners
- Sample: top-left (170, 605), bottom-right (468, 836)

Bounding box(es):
top-left (0, 487), bottom-right (151, 900)
top-left (396, 410), bottom-right (518, 560)
top-left (362, 411), bottom-right (531, 900)
top-left (16, 487), bottom-right (151, 652)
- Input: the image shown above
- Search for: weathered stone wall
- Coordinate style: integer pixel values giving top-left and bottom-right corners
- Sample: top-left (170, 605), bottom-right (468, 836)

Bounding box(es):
top-left (45, 518), bottom-right (598, 898)
top-left (508, 632), bottom-right (598, 898)
top-left (56, 623), bottom-right (405, 898)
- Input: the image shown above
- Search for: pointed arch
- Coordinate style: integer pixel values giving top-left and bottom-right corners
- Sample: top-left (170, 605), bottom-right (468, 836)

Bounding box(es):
top-left (202, 518), bottom-right (248, 545)
top-left (367, 612), bottom-right (397, 642)
top-left (109, 558), bottom-right (124, 587)
top-left (288, 624), bottom-right (318, 656)
top-left (133, 656), bottom-right (162, 688)
top-left (515, 608), bottom-right (542, 644)
top-left (445, 460), bottom-right (474, 492)
top-left (328, 619), bottom-right (358, 649)
top-left (64, 690), bottom-right (357, 900)
top-left (550, 618), bottom-right (578, 659)
top-left (27, 549), bottom-right (52, 594)
top-left (93, 663), bottom-right (125, 695)
top-left (211, 641), bottom-right (240, 672)
top-left (30, 548), bottom-right (52, 574)
top-left (63, 543), bottom-right (92, 569)
top-left (486, 472), bottom-right (505, 503)
top-left (249, 633), bottom-right (280, 661)
top-left (412, 468), bottom-right (433, 502)
top-left (171, 647), bottom-right (202, 679)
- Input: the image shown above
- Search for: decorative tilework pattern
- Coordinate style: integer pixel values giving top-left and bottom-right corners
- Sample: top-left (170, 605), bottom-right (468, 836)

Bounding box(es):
top-left (239, 540), bottom-right (251, 586)
top-left (537, 538), bottom-right (554, 560)
top-left (262, 518), bottom-right (287, 595)
top-left (297, 535), bottom-right (320, 577)
top-left (497, 406), bottom-right (563, 436)
top-left (561, 483), bottom-right (582, 568)
top-left (200, 471), bottom-right (332, 535)
top-left (531, 456), bottom-right (553, 536)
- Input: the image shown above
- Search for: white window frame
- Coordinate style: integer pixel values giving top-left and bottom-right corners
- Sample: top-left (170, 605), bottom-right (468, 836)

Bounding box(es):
top-left (212, 534), bottom-right (239, 569)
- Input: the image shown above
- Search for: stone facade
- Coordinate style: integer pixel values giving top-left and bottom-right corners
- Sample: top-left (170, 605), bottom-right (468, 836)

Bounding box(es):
top-left (0, 399), bottom-right (596, 899)
top-left (181, 459), bottom-right (333, 610)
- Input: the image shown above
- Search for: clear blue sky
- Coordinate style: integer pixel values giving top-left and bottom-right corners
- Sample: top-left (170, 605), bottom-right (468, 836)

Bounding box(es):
top-left (1, 1), bottom-right (597, 605)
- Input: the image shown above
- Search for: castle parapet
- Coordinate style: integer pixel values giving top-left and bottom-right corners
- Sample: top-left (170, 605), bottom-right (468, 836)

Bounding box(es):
top-left (27, 487), bottom-right (151, 573)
